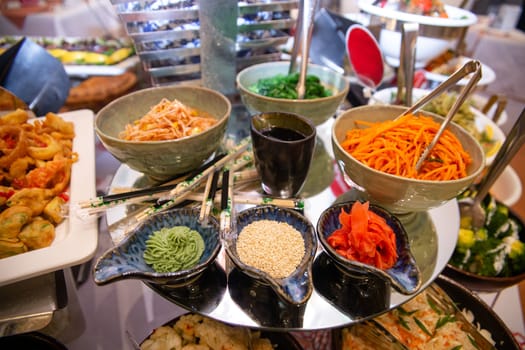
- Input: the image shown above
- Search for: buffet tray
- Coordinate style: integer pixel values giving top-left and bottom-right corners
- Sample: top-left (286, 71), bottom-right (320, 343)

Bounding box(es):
top-left (0, 110), bottom-right (98, 287)
top-left (103, 107), bottom-right (459, 330)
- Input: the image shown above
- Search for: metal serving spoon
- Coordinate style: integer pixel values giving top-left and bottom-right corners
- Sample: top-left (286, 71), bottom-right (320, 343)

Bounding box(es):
top-left (459, 107), bottom-right (525, 231)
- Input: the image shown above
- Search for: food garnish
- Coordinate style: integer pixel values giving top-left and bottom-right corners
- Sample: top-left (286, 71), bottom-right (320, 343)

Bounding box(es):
top-left (119, 98), bottom-right (218, 141)
top-left (237, 219), bottom-right (305, 279)
top-left (143, 225), bottom-right (204, 273)
top-left (249, 72), bottom-right (332, 100)
top-left (340, 113), bottom-right (472, 180)
top-left (327, 201), bottom-right (398, 270)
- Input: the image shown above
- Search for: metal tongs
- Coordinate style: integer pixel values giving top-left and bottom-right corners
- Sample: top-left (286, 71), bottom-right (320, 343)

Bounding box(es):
top-left (399, 59), bottom-right (482, 171)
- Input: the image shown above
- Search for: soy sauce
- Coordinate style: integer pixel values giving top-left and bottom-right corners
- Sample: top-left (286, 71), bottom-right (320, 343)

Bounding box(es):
top-left (261, 126), bottom-right (306, 141)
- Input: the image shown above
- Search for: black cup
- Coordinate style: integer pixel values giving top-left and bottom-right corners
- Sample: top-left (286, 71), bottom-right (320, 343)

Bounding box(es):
top-left (250, 112), bottom-right (316, 198)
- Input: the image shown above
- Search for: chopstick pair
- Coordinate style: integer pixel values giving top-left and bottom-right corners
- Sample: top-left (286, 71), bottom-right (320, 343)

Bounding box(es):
top-left (135, 139), bottom-right (251, 222)
top-left (77, 152), bottom-right (227, 211)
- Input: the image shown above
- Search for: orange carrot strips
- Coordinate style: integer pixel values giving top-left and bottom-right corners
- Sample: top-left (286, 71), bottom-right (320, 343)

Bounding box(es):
top-left (340, 113), bottom-right (472, 180)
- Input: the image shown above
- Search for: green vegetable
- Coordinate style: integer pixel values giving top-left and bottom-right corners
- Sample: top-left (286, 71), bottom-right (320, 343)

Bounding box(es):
top-left (451, 192), bottom-right (525, 277)
top-left (249, 73), bottom-right (333, 100)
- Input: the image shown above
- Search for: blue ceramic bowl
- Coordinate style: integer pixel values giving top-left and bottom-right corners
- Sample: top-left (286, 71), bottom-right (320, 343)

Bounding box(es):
top-left (93, 208), bottom-right (221, 286)
top-left (316, 201), bottom-right (421, 295)
top-left (224, 205), bottom-right (317, 305)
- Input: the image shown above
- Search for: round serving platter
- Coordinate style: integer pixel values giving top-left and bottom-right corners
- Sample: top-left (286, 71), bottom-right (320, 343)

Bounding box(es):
top-left (104, 107), bottom-right (459, 330)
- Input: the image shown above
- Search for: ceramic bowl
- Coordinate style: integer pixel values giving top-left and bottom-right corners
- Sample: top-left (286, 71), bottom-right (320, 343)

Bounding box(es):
top-left (332, 105), bottom-right (485, 213)
top-left (236, 61), bottom-right (350, 126)
top-left (93, 208), bottom-right (221, 286)
top-left (95, 85), bottom-right (231, 181)
top-left (224, 205), bottom-right (317, 305)
top-left (316, 201), bottom-right (421, 295)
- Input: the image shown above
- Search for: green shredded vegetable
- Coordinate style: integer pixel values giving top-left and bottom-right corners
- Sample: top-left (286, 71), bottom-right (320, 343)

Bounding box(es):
top-left (249, 73), bottom-right (332, 99)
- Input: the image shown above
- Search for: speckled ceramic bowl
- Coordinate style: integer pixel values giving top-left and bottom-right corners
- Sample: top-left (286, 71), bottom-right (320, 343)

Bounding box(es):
top-left (93, 208), bottom-right (221, 286)
top-left (236, 61), bottom-right (350, 126)
top-left (316, 201), bottom-right (421, 295)
top-left (224, 205), bottom-right (317, 305)
top-left (95, 85), bottom-right (231, 181)
top-left (332, 105), bottom-right (485, 213)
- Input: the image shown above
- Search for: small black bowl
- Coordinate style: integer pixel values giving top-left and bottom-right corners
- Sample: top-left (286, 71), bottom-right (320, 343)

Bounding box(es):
top-left (224, 205), bottom-right (317, 305)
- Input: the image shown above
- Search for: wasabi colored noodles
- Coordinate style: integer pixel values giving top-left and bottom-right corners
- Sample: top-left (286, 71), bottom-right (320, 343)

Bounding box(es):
top-left (143, 226), bottom-right (204, 273)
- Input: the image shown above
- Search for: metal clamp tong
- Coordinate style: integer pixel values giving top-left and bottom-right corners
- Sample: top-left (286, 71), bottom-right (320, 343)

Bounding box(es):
top-left (399, 59), bottom-right (483, 171)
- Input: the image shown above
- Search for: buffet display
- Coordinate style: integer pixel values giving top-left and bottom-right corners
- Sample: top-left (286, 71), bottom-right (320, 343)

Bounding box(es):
top-left (1, 0), bottom-right (523, 347)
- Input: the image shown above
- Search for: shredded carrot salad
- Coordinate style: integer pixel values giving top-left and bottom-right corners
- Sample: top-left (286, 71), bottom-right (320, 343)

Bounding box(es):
top-left (119, 98), bottom-right (218, 141)
top-left (340, 113), bottom-right (472, 181)
top-left (327, 201), bottom-right (398, 270)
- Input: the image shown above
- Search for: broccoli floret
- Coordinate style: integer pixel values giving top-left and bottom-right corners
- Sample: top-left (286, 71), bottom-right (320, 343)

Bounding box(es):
top-left (509, 239), bottom-right (525, 275)
top-left (457, 228), bottom-right (475, 253)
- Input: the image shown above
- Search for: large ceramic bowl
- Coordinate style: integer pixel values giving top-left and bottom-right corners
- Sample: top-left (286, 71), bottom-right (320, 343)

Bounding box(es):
top-left (95, 85), bottom-right (231, 181)
top-left (236, 61), bottom-right (350, 126)
top-left (224, 205), bottom-right (317, 305)
top-left (316, 201), bottom-right (421, 295)
top-left (93, 208), bottom-right (221, 286)
top-left (332, 105), bottom-right (485, 213)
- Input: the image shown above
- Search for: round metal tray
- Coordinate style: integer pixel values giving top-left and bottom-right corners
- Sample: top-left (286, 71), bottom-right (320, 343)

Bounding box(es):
top-left (104, 106), bottom-right (459, 330)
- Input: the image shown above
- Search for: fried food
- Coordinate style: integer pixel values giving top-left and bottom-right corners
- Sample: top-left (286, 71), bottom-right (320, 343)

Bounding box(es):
top-left (0, 239), bottom-right (27, 259)
top-left (0, 110), bottom-right (77, 258)
top-left (18, 216), bottom-right (55, 250)
top-left (141, 314), bottom-right (274, 350)
top-left (0, 205), bottom-right (33, 240)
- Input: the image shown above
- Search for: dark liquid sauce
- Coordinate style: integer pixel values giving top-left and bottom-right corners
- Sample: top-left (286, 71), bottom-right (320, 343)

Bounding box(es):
top-left (261, 127), bottom-right (306, 141)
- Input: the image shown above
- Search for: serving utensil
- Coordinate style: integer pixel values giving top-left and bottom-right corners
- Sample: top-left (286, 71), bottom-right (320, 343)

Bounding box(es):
top-left (295, 0), bottom-right (319, 99)
top-left (459, 107), bottom-right (525, 230)
top-left (396, 22), bottom-right (418, 106)
top-left (398, 59), bottom-right (482, 171)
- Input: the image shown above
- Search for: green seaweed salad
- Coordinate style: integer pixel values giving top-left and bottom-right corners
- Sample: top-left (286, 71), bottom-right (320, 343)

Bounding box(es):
top-left (450, 192), bottom-right (525, 277)
top-left (249, 73), bottom-right (332, 99)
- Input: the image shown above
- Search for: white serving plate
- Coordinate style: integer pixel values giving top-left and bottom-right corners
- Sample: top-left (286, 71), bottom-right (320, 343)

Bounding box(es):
top-left (358, 0), bottom-right (478, 67)
top-left (358, 0), bottom-right (478, 27)
top-left (0, 110), bottom-right (98, 287)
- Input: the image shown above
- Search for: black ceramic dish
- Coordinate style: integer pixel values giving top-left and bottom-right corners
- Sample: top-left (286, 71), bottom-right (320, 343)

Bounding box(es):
top-left (140, 313), bottom-right (304, 350)
top-left (93, 207), bottom-right (221, 286)
top-left (225, 205), bottom-right (317, 305)
top-left (332, 275), bottom-right (519, 350)
top-left (436, 275), bottom-right (520, 349)
top-left (316, 200), bottom-right (421, 295)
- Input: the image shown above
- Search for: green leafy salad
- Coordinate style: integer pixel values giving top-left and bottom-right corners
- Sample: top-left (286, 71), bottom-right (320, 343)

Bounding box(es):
top-left (249, 73), bottom-right (333, 99)
top-left (450, 192), bottom-right (525, 277)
